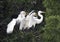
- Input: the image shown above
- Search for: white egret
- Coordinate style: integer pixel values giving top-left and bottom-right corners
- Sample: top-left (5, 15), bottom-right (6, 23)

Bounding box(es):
top-left (24, 11), bottom-right (45, 29)
top-left (6, 11), bottom-right (26, 33)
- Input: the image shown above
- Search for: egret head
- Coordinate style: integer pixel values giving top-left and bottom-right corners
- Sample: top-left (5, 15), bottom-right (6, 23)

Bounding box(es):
top-left (20, 11), bottom-right (26, 16)
top-left (38, 11), bottom-right (45, 14)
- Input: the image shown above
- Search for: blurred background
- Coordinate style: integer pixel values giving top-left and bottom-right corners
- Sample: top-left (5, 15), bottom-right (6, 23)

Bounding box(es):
top-left (0, 0), bottom-right (60, 42)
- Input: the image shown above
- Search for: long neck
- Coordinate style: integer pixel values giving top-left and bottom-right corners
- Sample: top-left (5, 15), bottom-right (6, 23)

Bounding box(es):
top-left (38, 13), bottom-right (43, 22)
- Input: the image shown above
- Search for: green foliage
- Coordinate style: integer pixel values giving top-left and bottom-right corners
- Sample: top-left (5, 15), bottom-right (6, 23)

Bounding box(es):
top-left (41, 15), bottom-right (60, 42)
top-left (41, 0), bottom-right (60, 42)
top-left (43, 0), bottom-right (60, 17)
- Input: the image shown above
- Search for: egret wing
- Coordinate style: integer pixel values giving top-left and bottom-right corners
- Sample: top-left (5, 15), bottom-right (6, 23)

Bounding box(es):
top-left (19, 18), bottom-right (26, 30)
top-left (7, 19), bottom-right (16, 34)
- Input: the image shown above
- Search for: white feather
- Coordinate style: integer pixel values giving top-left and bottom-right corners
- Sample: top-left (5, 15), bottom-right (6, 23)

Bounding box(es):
top-left (24, 11), bottom-right (44, 29)
top-left (7, 19), bottom-right (16, 33)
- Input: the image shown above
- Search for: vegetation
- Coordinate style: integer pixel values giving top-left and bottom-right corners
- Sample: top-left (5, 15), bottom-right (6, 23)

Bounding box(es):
top-left (42, 0), bottom-right (60, 42)
top-left (0, 0), bottom-right (60, 42)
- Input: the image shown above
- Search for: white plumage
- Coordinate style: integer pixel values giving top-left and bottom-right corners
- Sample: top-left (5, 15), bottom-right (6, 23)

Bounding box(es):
top-left (24, 12), bottom-right (37, 29)
top-left (7, 19), bottom-right (16, 33)
top-left (16, 11), bottom-right (26, 24)
top-left (19, 10), bottom-right (35, 30)
top-left (6, 10), bottom-right (44, 34)
top-left (7, 11), bottom-right (26, 33)
top-left (24, 11), bottom-right (44, 29)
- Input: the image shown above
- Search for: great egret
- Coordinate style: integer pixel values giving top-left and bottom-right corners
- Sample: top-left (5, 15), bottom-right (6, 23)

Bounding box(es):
top-left (6, 11), bottom-right (26, 33)
top-left (24, 11), bottom-right (45, 29)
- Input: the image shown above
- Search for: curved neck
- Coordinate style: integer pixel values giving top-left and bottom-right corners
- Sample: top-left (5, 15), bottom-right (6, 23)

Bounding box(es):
top-left (38, 13), bottom-right (43, 22)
